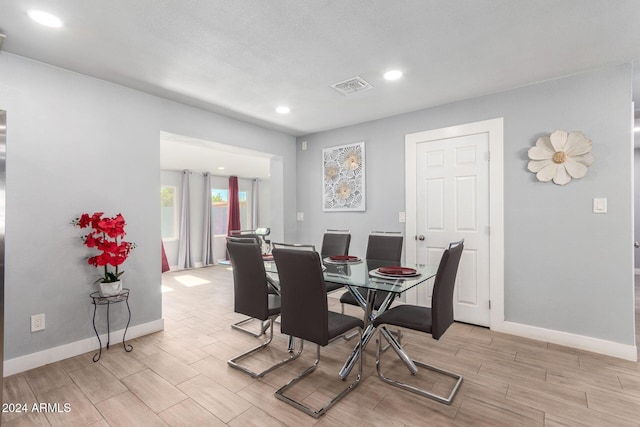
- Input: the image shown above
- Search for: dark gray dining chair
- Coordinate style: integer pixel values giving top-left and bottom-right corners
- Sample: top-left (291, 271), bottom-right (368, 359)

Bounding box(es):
top-left (229, 229), bottom-right (260, 239)
top-left (227, 234), bottom-right (261, 246)
top-left (269, 242), bottom-right (316, 291)
top-left (271, 241), bottom-right (348, 297)
top-left (320, 229), bottom-right (351, 293)
top-left (229, 229), bottom-right (262, 248)
top-left (373, 239), bottom-right (464, 404)
top-left (364, 231), bottom-right (404, 261)
top-left (227, 236), bottom-right (278, 337)
top-left (339, 231), bottom-right (404, 313)
top-left (267, 242), bottom-right (317, 348)
top-left (320, 229), bottom-right (351, 258)
top-left (226, 240), bottom-right (300, 378)
top-left (272, 248), bottom-right (364, 418)
top-left (272, 242), bottom-right (316, 251)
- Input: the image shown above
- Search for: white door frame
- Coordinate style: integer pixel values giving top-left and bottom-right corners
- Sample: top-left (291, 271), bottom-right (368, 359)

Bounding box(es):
top-left (405, 117), bottom-right (504, 329)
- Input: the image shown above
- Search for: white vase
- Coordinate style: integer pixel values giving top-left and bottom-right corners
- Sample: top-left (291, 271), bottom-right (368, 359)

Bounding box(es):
top-left (98, 280), bottom-right (123, 297)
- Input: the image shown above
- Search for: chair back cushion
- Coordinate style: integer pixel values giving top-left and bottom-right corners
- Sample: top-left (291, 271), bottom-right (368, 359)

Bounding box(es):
top-left (320, 233), bottom-right (351, 258)
top-left (272, 248), bottom-right (329, 346)
top-left (365, 234), bottom-right (403, 262)
top-left (227, 240), bottom-right (269, 320)
top-left (431, 241), bottom-right (464, 339)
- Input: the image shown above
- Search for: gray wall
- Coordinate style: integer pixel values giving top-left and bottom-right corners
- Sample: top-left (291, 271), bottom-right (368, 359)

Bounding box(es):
top-left (0, 52), bottom-right (296, 360)
top-left (296, 64), bottom-right (635, 345)
top-left (633, 148), bottom-right (640, 270)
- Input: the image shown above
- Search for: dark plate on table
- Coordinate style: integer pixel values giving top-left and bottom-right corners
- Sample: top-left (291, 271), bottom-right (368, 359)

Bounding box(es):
top-left (374, 266), bottom-right (420, 278)
top-left (324, 255), bottom-right (362, 264)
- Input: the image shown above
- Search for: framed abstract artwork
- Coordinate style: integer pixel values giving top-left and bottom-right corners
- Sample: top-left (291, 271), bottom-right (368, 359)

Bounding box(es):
top-left (322, 141), bottom-right (365, 211)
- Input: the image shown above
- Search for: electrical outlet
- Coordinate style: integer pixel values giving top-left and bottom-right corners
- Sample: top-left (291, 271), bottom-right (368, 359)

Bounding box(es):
top-left (31, 313), bottom-right (45, 332)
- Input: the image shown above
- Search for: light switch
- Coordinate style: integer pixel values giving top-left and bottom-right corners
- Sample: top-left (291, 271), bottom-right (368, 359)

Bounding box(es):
top-left (398, 212), bottom-right (406, 223)
top-left (296, 212), bottom-right (304, 221)
top-left (593, 198), bottom-right (607, 214)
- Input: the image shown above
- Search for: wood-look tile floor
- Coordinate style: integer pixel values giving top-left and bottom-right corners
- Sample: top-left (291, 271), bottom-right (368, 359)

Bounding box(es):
top-left (4, 266), bottom-right (640, 426)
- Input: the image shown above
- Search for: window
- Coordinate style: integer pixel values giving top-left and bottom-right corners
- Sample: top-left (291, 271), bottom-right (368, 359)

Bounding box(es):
top-left (161, 186), bottom-right (177, 240)
top-left (212, 189), bottom-right (249, 235)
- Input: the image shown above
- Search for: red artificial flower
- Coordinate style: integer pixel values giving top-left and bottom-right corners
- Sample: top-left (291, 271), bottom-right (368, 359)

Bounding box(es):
top-left (78, 213), bottom-right (91, 228)
top-left (87, 253), bottom-right (111, 267)
top-left (84, 233), bottom-right (98, 248)
top-left (110, 254), bottom-right (126, 266)
top-left (90, 212), bottom-right (103, 229)
top-left (96, 239), bottom-right (117, 253)
top-left (74, 211), bottom-right (135, 283)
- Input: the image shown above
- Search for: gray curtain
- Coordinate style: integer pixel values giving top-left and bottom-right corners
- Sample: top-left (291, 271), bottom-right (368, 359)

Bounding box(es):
top-left (177, 170), bottom-right (194, 269)
top-left (202, 172), bottom-right (215, 266)
top-left (252, 178), bottom-right (259, 229)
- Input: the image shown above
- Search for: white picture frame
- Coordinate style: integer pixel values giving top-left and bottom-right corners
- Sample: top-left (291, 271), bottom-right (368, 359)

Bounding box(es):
top-left (322, 141), bottom-right (366, 212)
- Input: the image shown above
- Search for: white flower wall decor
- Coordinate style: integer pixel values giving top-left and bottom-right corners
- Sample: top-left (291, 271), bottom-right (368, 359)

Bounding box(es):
top-left (322, 141), bottom-right (365, 211)
top-left (527, 130), bottom-right (594, 185)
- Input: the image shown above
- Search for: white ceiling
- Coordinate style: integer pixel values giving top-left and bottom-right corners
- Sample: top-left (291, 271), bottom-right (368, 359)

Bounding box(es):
top-left (1, 1), bottom-right (640, 140)
top-left (160, 132), bottom-right (272, 179)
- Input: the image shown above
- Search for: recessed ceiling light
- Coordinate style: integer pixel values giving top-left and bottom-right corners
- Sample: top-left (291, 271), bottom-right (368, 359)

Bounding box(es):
top-left (383, 70), bottom-right (403, 81)
top-left (276, 106), bottom-right (290, 114)
top-left (217, 166), bottom-right (225, 170)
top-left (28, 10), bottom-right (63, 28)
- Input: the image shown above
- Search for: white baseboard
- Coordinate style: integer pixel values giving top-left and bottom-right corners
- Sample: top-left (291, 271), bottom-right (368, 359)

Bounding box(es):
top-left (492, 320), bottom-right (637, 362)
top-left (3, 319), bottom-right (164, 377)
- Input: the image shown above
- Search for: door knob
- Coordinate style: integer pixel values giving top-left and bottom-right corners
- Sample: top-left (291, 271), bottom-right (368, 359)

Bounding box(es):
top-left (635, 241), bottom-right (640, 248)
top-left (417, 235), bottom-right (425, 241)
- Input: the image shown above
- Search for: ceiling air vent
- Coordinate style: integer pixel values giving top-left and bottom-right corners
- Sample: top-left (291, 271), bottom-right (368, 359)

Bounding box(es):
top-left (330, 76), bottom-right (373, 95)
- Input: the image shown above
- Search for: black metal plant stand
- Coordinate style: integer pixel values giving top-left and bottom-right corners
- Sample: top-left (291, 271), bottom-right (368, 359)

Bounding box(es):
top-left (90, 288), bottom-right (133, 362)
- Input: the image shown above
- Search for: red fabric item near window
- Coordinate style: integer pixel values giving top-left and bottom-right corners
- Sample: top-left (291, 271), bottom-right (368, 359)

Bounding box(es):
top-left (161, 240), bottom-right (170, 273)
top-left (227, 176), bottom-right (241, 235)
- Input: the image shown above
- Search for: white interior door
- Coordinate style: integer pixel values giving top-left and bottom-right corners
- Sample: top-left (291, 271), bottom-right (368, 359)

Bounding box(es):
top-left (415, 133), bottom-right (490, 326)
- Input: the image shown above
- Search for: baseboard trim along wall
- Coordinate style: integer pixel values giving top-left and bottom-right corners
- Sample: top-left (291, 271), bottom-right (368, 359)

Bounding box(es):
top-left (4, 316), bottom-right (636, 375)
top-left (3, 319), bottom-right (164, 377)
top-left (494, 320), bottom-right (638, 362)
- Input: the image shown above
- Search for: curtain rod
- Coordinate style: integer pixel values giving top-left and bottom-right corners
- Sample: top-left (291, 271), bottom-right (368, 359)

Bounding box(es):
top-left (161, 169), bottom-right (260, 180)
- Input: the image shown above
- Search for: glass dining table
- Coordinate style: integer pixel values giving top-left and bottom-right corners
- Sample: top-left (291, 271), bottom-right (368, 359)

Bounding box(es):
top-left (264, 257), bottom-right (438, 379)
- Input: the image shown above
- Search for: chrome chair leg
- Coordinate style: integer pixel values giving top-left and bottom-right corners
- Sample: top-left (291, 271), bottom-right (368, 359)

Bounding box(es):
top-left (228, 318), bottom-right (302, 378)
top-left (343, 330), bottom-right (359, 340)
top-left (341, 303), bottom-right (360, 340)
top-left (231, 316), bottom-right (270, 337)
top-left (275, 329), bottom-right (363, 418)
top-left (376, 329), bottom-right (462, 405)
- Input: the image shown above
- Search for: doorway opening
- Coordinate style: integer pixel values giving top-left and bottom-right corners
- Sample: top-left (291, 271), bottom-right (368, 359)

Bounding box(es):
top-left (159, 131), bottom-right (277, 292)
top-left (404, 118), bottom-right (504, 329)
